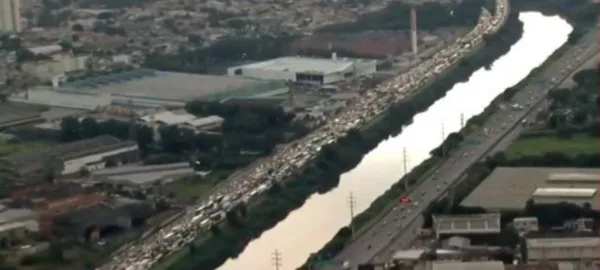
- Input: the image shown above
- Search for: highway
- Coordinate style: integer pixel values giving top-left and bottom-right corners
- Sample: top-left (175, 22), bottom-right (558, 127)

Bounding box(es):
top-left (325, 25), bottom-right (599, 269)
top-left (101, 2), bottom-right (505, 269)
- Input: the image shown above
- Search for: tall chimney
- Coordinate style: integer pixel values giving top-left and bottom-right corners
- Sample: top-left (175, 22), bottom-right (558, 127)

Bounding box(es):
top-left (410, 7), bottom-right (418, 60)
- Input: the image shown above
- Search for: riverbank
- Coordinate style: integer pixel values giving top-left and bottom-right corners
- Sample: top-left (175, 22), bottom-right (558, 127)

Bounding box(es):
top-left (302, 1), bottom-right (596, 267)
top-left (298, 9), bottom-right (524, 269)
top-left (159, 8), bottom-right (520, 270)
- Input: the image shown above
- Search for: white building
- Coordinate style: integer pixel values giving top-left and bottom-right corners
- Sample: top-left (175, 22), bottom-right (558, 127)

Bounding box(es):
top-left (526, 237), bottom-right (600, 262)
top-left (227, 55), bottom-right (377, 85)
top-left (532, 187), bottom-right (597, 205)
top-left (140, 110), bottom-right (224, 132)
top-left (0, 0), bottom-right (21, 33)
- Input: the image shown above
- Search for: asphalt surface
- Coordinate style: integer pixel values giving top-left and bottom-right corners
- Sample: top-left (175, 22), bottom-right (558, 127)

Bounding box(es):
top-left (325, 20), bottom-right (599, 270)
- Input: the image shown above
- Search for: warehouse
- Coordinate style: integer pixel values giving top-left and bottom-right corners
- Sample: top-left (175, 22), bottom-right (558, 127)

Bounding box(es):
top-left (227, 55), bottom-right (378, 85)
top-left (0, 135), bottom-right (139, 179)
top-left (526, 236), bottom-right (600, 262)
top-left (88, 162), bottom-right (197, 189)
top-left (9, 69), bottom-right (286, 109)
top-left (433, 213), bottom-right (501, 239)
top-left (460, 167), bottom-right (600, 212)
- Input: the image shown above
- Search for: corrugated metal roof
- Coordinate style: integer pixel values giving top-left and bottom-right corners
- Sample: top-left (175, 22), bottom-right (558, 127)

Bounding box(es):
top-left (547, 173), bottom-right (599, 183)
top-left (532, 188), bottom-right (596, 198)
top-left (236, 56), bottom-right (354, 74)
top-left (527, 237), bottom-right (600, 248)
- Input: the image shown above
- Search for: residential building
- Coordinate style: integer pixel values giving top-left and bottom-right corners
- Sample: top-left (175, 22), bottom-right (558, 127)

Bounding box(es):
top-left (0, 0), bottom-right (21, 33)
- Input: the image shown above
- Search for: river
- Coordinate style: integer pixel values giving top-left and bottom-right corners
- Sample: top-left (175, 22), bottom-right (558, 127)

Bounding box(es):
top-left (218, 12), bottom-right (572, 270)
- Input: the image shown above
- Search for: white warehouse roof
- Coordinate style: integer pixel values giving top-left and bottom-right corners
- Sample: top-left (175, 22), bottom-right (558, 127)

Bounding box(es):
top-left (140, 111), bottom-right (196, 125)
top-left (527, 237), bottom-right (600, 249)
top-left (185, 116), bottom-right (224, 128)
top-left (532, 187), bottom-right (597, 198)
top-left (233, 56), bottom-right (356, 74)
top-left (547, 173), bottom-right (599, 183)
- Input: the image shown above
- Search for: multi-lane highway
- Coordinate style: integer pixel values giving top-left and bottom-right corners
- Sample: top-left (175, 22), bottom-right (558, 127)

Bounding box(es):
top-left (326, 25), bottom-right (598, 269)
top-left (101, 2), bottom-right (506, 269)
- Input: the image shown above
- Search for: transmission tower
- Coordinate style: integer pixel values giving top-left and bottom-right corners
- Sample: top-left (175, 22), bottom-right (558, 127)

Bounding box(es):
top-left (272, 249), bottom-right (282, 270)
top-left (347, 192), bottom-right (357, 237)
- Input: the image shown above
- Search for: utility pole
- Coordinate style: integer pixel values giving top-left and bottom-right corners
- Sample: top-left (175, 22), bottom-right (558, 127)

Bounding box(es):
top-left (403, 147), bottom-right (409, 190)
top-left (272, 249), bottom-right (282, 270)
top-left (347, 192), bottom-right (357, 237)
top-left (441, 121), bottom-right (446, 157)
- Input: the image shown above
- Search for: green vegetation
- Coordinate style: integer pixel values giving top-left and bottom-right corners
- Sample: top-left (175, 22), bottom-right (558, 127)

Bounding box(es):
top-left (158, 5), bottom-right (525, 270)
top-left (317, 0), bottom-right (494, 33)
top-left (506, 134), bottom-right (598, 158)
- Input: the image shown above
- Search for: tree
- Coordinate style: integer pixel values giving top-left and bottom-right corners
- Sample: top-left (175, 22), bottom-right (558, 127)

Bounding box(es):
top-left (189, 243), bottom-right (197, 253)
top-left (49, 240), bottom-right (64, 262)
top-left (210, 224), bottom-right (221, 236)
top-left (60, 116), bottom-right (81, 142)
top-left (71, 23), bottom-right (84, 32)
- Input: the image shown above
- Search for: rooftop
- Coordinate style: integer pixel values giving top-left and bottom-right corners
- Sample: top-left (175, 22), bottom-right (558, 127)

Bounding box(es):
top-left (431, 261), bottom-right (505, 270)
top-left (232, 56), bottom-right (359, 74)
top-left (526, 237), bottom-right (600, 249)
top-left (91, 162), bottom-right (195, 186)
top-left (59, 69), bottom-right (284, 101)
top-left (434, 213), bottom-right (501, 235)
top-left (2, 135), bottom-right (137, 170)
top-left (532, 188), bottom-right (597, 198)
top-left (460, 167), bottom-right (600, 211)
top-left (0, 208), bottom-right (38, 224)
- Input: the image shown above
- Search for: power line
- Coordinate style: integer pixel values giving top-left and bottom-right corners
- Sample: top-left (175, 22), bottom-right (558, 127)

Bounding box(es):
top-left (347, 192), bottom-right (357, 237)
top-left (272, 249), bottom-right (282, 270)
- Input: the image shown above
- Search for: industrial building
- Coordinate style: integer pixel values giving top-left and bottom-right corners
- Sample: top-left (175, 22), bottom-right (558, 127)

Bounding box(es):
top-left (460, 167), bottom-right (600, 212)
top-left (139, 110), bottom-right (224, 131)
top-left (0, 205), bottom-right (38, 247)
top-left (526, 236), bottom-right (600, 262)
top-left (0, 135), bottom-right (139, 180)
top-left (226, 55), bottom-right (377, 85)
top-left (9, 69), bottom-right (286, 109)
top-left (87, 162), bottom-right (197, 189)
top-left (433, 213), bottom-right (501, 239)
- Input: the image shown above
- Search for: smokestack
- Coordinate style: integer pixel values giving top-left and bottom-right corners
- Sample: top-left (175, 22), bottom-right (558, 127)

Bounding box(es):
top-left (410, 7), bottom-right (418, 60)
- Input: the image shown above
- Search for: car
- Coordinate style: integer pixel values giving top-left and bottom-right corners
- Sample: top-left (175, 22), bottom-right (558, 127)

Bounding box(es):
top-left (436, 185), bottom-right (441, 191)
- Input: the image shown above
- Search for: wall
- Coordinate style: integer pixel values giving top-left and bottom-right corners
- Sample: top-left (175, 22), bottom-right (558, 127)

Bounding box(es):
top-left (9, 89), bottom-right (111, 110)
top-left (61, 145), bottom-right (139, 175)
